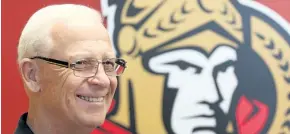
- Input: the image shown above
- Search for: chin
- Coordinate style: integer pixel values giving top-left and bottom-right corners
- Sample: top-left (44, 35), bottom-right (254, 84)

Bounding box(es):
top-left (78, 113), bottom-right (106, 128)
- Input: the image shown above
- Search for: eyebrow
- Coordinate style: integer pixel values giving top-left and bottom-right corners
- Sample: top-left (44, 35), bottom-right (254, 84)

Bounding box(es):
top-left (102, 53), bottom-right (116, 59)
top-left (69, 52), bottom-right (115, 60)
top-left (69, 52), bottom-right (94, 58)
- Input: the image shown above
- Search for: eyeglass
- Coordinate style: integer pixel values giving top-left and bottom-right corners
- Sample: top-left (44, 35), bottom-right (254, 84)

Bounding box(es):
top-left (30, 56), bottom-right (127, 78)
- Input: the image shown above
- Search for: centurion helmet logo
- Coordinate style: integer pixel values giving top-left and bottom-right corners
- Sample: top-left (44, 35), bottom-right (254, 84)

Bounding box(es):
top-left (97, 0), bottom-right (290, 134)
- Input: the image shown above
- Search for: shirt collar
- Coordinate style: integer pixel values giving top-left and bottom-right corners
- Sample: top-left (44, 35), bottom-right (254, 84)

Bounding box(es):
top-left (14, 112), bottom-right (34, 134)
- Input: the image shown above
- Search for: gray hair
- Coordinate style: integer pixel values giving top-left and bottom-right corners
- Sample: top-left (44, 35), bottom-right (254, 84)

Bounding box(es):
top-left (17, 4), bottom-right (103, 63)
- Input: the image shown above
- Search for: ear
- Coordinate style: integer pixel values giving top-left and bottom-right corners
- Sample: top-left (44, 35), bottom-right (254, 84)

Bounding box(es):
top-left (19, 58), bottom-right (41, 92)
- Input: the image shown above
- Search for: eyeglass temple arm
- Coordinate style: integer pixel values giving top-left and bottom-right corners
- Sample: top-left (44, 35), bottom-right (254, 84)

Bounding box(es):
top-left (30, 56), bottom-right (70, 68)
top-left (116, 59), bottom-right (127, 68)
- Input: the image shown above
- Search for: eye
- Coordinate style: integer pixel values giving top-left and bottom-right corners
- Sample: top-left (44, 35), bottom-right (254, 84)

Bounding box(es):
top-left (75, 60), bottom-right (88, 65)
top-left (72, 59), bottom-right (94, 69)
top-left (166, 60), bottom-right (202, 74)
top-left (102, 60), bottom-right (115, 72)
top-left (215, 60), bottom-right (235, 72)
top-left (103, 60), bottom-right (115, 67)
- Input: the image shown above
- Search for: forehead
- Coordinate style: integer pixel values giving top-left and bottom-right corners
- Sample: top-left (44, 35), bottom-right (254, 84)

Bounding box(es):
top-left (156, 30), bottom-right (238, 53)
top-left (49, 22), bottom-right (115, 59)
top-left (67, 40), bottom-right (115, 59)
top-left (150, 46), bottom-right (237, 69)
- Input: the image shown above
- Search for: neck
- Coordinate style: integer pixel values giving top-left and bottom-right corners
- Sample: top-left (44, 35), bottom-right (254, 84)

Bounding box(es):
top-left (27, 104), bottom-right (92, 134)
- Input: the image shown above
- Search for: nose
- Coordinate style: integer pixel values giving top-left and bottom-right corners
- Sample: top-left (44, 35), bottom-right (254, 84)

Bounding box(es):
top-left (201, 75), bottom-right (221, 104)
top-left (87, 64), bottom-right (110, 88)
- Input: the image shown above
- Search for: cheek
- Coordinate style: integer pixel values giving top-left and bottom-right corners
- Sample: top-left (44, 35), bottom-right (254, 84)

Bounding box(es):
top-left (217, 67), bottom-right (238, 97)
top-left (217, 67), bottom-right (238, 111)
top-left (167, 70), bottom-right (193, 88)
top-left (62, 75), bottom-right (84, 97)
top-left (105, 77), bottom-right (117, 112)
top-left (109, 77), bottom-right (118, 95)
top-left (38, 70), bottom-right (68, 110)
top-left (60, 74), bottom-right (86, 113)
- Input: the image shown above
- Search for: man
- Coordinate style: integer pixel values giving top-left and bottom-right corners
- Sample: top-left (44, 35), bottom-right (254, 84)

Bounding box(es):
top-left (15, 4), bottom-right (126, 134)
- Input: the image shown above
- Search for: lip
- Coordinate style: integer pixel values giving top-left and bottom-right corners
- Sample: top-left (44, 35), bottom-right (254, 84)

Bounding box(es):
top-left (75, 92), bottom-right (108, 98)
top-left (75, 91), bottom-right (109, 104)
top-left (182, 114), bottom-right (215, 120)
top-left (176, 115), bottom-right (217, 133)
top-left (75, 93), bottom-right (108, 103)
top-left (192, 126), bottom-right (215, 133)
top-left (75, 94), bottom-right (106, 109)
top-left (76, 94), bottom-right (107, 98)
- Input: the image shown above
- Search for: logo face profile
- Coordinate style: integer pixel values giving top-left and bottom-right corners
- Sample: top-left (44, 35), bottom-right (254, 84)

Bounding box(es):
top-left (99, 0), bottom-right (290, 134)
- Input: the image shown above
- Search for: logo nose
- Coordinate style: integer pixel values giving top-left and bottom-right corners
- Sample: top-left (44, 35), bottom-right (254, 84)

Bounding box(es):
top-left (201, 76), bottom-right (222, 104)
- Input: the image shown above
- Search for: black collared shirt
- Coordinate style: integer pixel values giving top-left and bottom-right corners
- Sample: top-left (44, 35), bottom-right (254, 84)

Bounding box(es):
top-left (14, 113), bottom-right (34, 134)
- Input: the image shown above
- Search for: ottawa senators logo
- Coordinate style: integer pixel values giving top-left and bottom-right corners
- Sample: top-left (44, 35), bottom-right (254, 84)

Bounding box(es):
top-left (98, 0), bottom-right (290, 134)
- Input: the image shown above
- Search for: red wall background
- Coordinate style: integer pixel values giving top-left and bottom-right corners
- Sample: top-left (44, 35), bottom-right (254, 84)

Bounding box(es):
top-left (2, 0), bottom-right (290, 134)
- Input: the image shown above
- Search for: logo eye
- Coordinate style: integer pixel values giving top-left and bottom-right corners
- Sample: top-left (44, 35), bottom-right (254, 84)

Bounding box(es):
top-left (214, 60), bottom-right (236, 73)
top-left (166, 60), bottom-right (202, 74)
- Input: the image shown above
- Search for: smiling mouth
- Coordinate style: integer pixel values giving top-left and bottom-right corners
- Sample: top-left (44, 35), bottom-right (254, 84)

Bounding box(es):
top-left (76, 95), bottom-right (105, 103)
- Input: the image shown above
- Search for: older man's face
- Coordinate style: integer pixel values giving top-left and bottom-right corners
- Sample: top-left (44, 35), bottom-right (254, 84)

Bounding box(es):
top-left (37, 22), bottom-right (117, 128)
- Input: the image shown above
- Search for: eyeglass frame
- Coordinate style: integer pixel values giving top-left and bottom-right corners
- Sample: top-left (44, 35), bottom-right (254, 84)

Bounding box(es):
top-left (29, 56), bottom-right (127, 77)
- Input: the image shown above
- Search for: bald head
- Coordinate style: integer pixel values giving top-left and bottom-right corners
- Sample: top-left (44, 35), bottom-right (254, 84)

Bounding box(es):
top-left (17, 4), bottom-right (104, 63)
